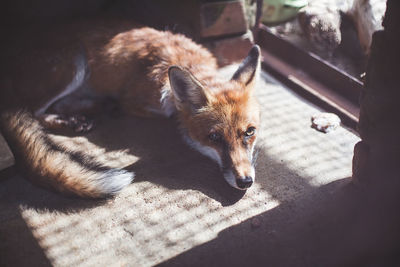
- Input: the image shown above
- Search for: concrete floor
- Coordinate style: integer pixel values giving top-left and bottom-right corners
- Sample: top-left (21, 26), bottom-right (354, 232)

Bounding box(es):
top-left (1, 66), bottom-right (397, 266)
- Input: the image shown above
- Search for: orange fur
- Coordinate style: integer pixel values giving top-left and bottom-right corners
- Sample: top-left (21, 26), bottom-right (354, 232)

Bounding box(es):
top-left (0, 19), bottom-right (261, 196)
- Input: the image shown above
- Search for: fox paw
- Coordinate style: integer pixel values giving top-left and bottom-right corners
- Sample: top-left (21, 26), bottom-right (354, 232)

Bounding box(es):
top-left (40, 114), bottom-right (94, 133)
top-left (67, 115), bottom-right (94, 133)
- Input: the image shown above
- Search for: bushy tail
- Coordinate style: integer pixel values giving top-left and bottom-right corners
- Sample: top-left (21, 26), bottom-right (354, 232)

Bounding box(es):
top-left (0, 110), bottom-right (134, 198)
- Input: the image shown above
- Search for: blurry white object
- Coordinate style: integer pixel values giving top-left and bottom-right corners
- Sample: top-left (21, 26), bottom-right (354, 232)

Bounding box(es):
top-left (311, 112), bottom-right (341, 133)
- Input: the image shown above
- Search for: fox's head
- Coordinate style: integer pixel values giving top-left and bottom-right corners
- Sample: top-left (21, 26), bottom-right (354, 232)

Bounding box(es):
top-left (168, 45), bottom-right (261, 190)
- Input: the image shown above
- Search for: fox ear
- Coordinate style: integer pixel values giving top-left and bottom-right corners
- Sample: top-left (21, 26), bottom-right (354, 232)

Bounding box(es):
top-left (168, 66), bottom-right (209, 111)
top-left (231, 45), bottom-right (261, 89)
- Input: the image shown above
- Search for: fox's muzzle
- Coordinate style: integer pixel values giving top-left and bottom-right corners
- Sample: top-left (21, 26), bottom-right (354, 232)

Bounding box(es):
top-left (236, 176), bottom-right (253, 189)
top-left (223, 165), bottom-right (255, 190)
top-left (222, 146), bottom-right (256, 190)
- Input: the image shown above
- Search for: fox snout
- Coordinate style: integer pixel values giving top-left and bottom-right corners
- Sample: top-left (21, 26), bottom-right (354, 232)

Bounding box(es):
top-left (223, 160), bottom-right (256, 190)
top-left (236, 176), bottom-right (254, 189)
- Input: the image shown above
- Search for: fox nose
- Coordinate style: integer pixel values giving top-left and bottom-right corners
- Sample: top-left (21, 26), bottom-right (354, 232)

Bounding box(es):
top-left (236, 176), bottom-right (253, 189)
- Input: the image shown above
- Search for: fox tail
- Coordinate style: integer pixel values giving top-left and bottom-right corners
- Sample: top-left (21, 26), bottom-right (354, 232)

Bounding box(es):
top-left (0, 110), bottom-right (134, 198)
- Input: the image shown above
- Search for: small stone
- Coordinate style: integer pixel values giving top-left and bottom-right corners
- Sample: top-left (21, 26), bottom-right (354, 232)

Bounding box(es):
top-left (311, 112), bottom-right (341, 133)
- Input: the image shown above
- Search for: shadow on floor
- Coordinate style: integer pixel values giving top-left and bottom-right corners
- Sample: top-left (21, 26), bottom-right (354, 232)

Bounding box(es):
top-left (156, 178), bottom-right (400, 267)
top-left (85, 115), bottom-right (249, 206)
top-left (0, 211), bottom-right (52, 267)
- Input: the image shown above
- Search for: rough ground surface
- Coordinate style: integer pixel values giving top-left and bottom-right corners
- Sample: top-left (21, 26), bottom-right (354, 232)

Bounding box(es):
top-left (0, 66), bottom-right (372, 266)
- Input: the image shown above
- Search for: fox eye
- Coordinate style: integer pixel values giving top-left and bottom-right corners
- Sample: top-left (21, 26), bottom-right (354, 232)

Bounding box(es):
top-left (244, 127), bottom-right (256, 137)
top-left (208, 132), bottom-right (222, 142)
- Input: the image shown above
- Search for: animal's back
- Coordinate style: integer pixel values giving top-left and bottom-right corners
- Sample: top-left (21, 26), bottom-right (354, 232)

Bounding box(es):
top-left (84, 26), bottom-right (218, 115)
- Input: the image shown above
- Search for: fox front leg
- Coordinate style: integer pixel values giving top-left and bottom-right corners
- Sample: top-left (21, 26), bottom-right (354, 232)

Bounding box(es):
top-left (37, 93), bottom-right (117, 133)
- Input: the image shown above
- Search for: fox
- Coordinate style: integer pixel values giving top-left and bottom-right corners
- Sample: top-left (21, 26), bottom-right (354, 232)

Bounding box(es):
top-left (0, 19), bottom-right (261, 198)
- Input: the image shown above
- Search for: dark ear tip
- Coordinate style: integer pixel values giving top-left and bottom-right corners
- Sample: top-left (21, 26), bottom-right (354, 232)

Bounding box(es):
top-left (250, 45), bottom-right (261, 57)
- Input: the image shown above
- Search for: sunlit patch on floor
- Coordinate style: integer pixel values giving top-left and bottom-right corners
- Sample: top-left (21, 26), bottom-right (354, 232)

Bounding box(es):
top-left (20, 181), bottom-right (280, 266)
